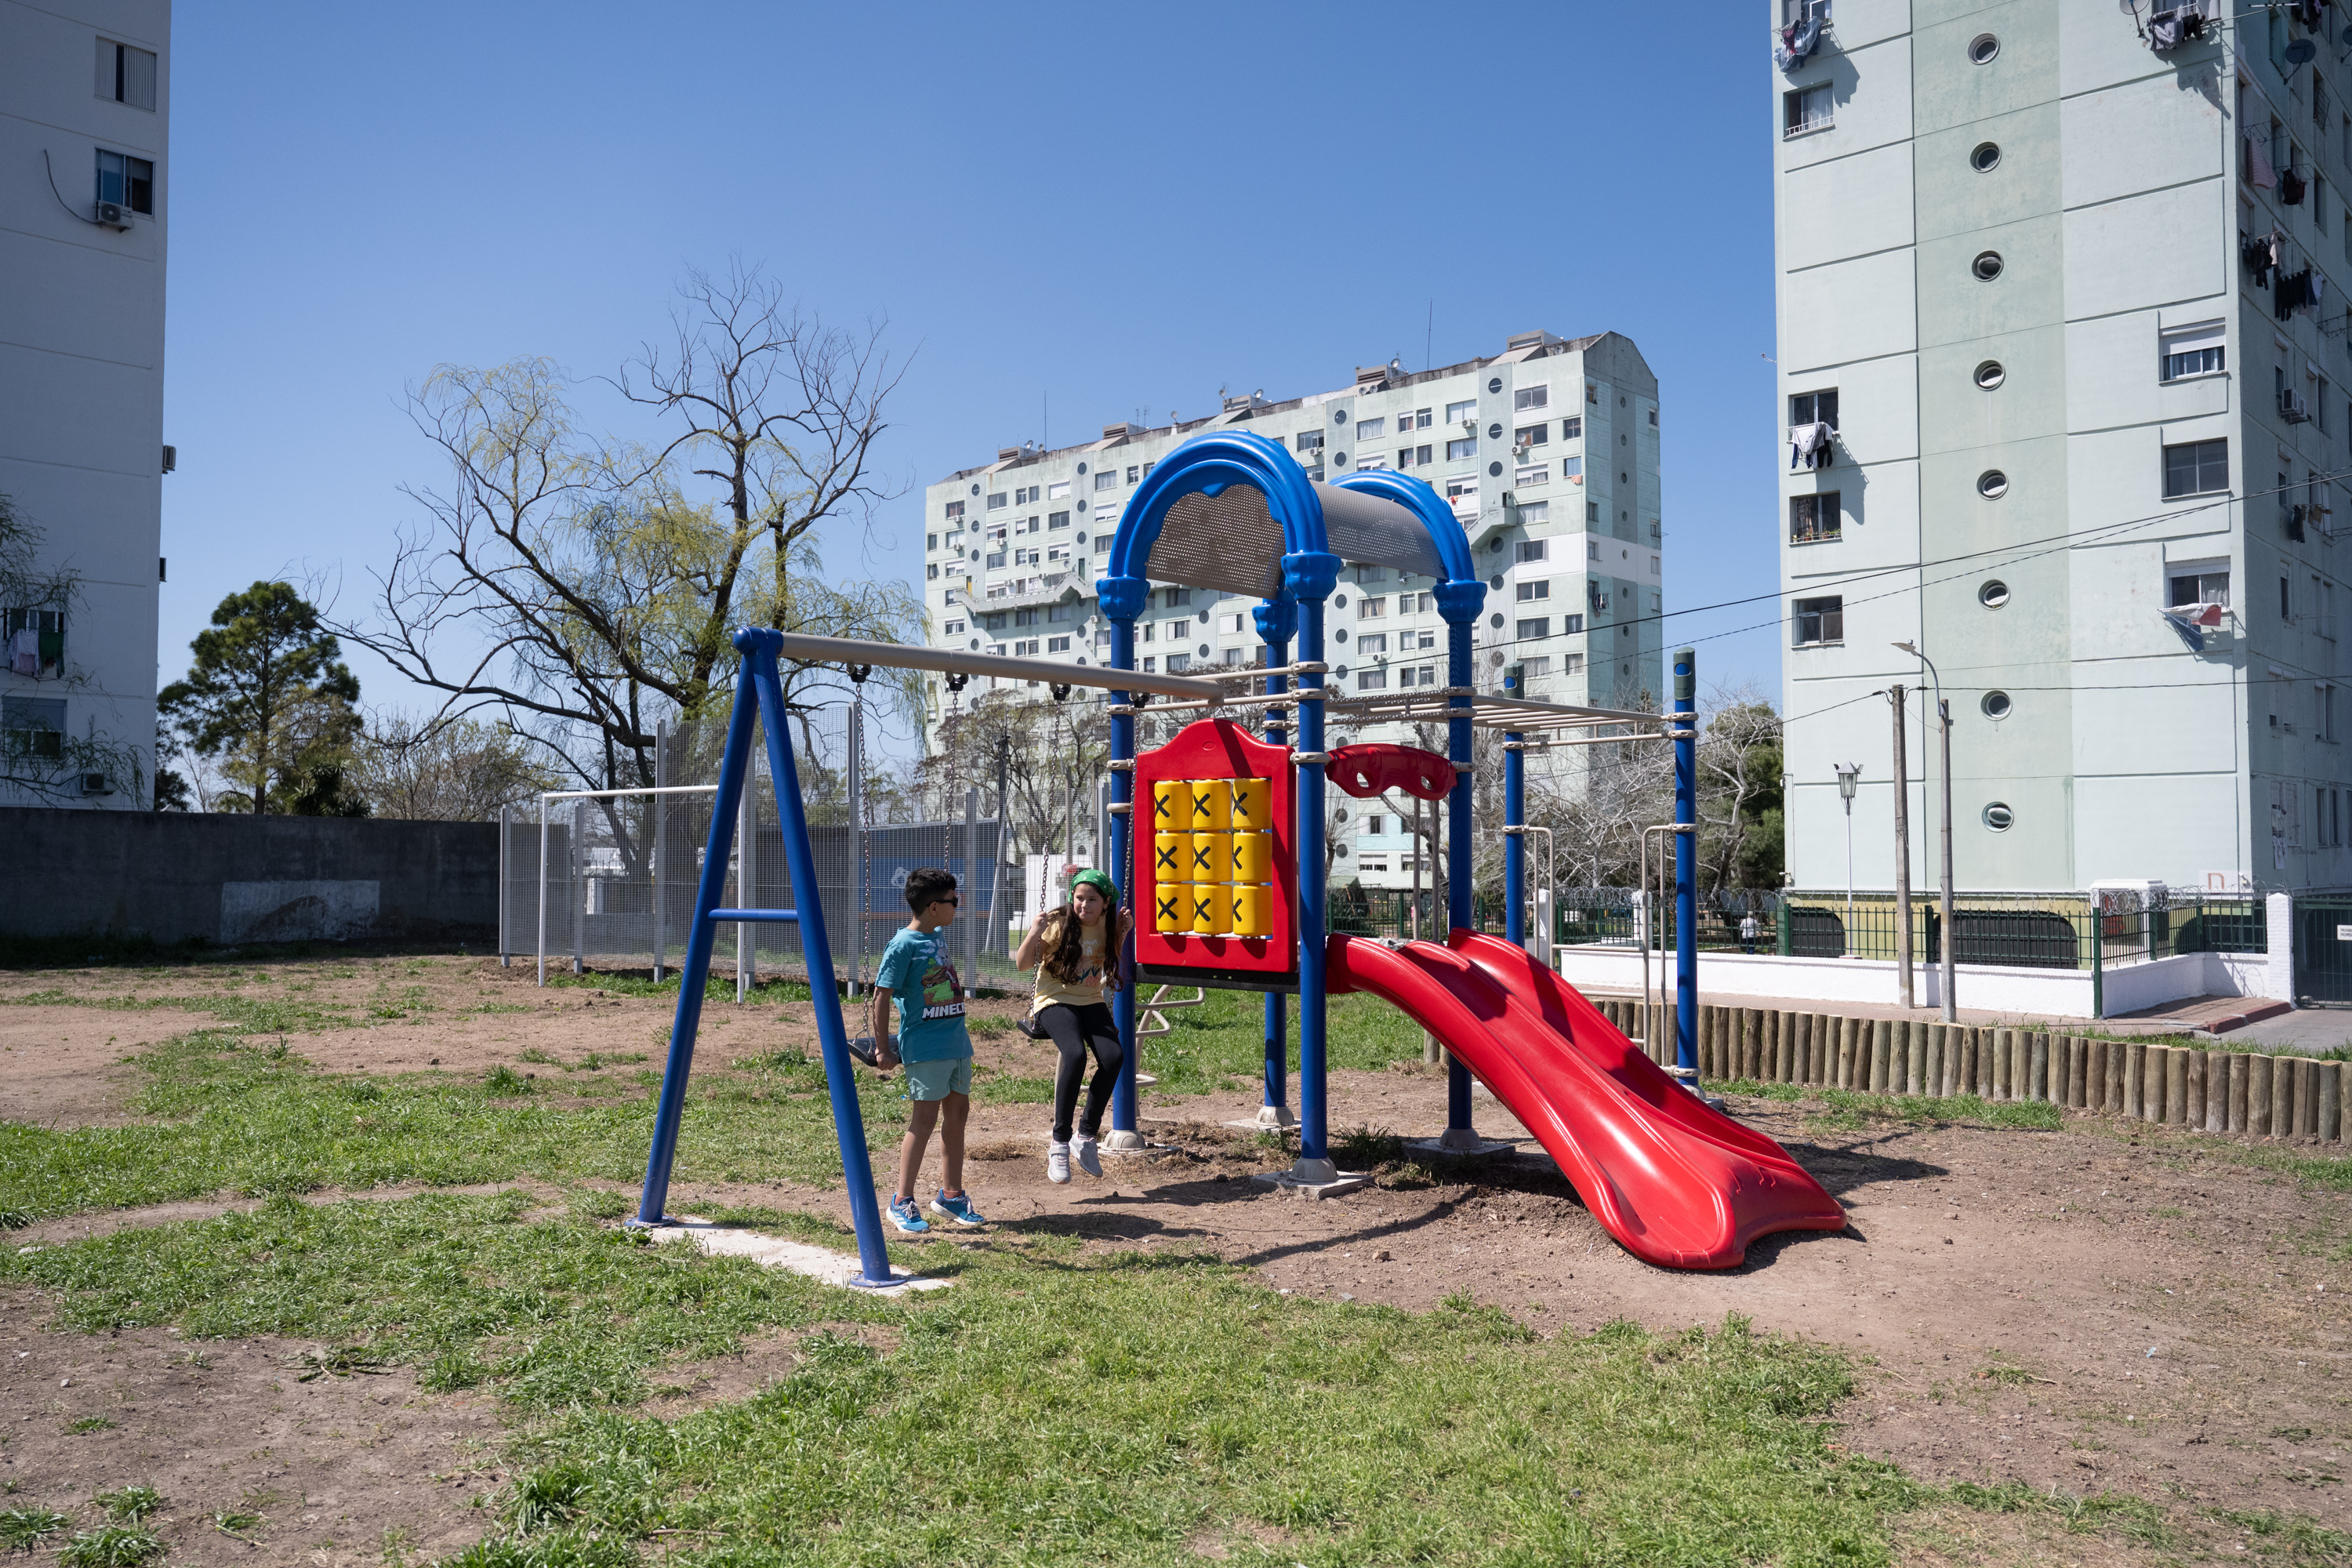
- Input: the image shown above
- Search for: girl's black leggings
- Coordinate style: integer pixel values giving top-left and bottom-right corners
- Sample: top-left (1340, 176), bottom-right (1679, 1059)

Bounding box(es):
top-left (1038, 1001), bottom-right (1123, 1143)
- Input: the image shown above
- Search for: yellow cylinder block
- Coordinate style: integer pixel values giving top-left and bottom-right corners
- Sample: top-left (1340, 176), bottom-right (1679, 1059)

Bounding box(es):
top-left (1229, 829), bottom-right (1272, 884)
top-left (1153, 832), bottom-right (1185, 882)
top-left (1189, 778), bottom-right (1230, 830)
top-left (1230, 776), bottom-right (1271, 831)
top-left (1189, 830), bottom-right (1229, 884)
top-left (1229, 882), bottom-right (1271, 938)
top-left (1153, 779), bottom-right (1192, 833)
top-left (1189, 883), bottom-right (1227, 934)
top-left (1153, 885), bottom-right (1183, 932)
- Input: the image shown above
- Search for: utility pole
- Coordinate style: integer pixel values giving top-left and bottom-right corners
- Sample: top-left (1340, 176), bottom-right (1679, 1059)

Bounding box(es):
top-left (1895, 641), bottom-right (1958, 1025)
top-left (1889, 684), bottom-right (1913, 1008)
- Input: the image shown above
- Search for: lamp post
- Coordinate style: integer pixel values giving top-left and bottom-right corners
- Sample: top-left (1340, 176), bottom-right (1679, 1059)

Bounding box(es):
top-left (1893, 640), bottom-right (1956, 1023)
top-left (1834, 761), bottom-right (1861, 952)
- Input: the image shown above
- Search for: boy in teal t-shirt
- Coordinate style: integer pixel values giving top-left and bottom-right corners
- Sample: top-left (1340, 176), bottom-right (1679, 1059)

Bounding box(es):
top-left (869, 866), bottom-right (984, 1232)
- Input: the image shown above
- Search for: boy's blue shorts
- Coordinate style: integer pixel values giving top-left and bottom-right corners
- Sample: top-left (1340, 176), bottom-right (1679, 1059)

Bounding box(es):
top-left (902, 1056), bottom-right (973, 1102)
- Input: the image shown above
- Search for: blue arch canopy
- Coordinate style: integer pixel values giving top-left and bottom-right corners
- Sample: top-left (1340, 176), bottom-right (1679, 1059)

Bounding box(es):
top-left (1097, 430), bottom-right (1485, 621)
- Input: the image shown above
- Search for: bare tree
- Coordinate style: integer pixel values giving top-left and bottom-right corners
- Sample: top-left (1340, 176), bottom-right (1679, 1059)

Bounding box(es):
top-left (0, 492), bottom-right (147, 804)
top-left (332, 269), bottom-right (920, 864)
top-left (350, 712), bottom-right (554, 821)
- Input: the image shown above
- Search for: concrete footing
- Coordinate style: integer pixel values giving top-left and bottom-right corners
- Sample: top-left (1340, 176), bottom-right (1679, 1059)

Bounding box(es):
top-left (644, 1217), bottom-right (949, 1294)
top-left (1252, 1156), bottom-right (1373, 1198)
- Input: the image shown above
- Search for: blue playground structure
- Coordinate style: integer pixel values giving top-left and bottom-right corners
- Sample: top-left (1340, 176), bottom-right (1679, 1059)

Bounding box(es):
top-left (630, 440), bottom-right (1844, 1275)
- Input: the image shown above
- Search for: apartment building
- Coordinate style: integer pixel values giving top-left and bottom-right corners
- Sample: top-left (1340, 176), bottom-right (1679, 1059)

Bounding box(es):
top-left (1774, 0), bottom-right (2352, 891)
top-left (1, 0), bottom-right (170, 808)
top-left (918, 331), bottom-right (1664, 887)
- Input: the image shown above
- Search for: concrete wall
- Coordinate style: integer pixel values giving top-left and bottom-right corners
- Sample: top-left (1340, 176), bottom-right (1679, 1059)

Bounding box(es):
top-left (0, 808), bottom-right (496, 944)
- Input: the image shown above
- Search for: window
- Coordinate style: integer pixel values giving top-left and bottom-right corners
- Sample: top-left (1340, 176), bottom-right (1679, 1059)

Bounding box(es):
top-left (1406, 408), bottom-right (1432, 430)
top-left (2323, 684), bottom-right (2339, 742)
top-left (985, 552), bottom-right (1007, 569)
top-left (1359, 597), bottom-right (1387, 618)
top-left (1784, 82), bottom-right (1833, 137)
top-left (1354, 453), bottom-right (1388, 470)
top-left (1093, 470), bottom-right (1116, 492)
top-left (2330, 580), bottom-right (2340, 640)
top-left (1515, 539), bottom-right (1548, 564)
top-left (1163, 588), bottom-right (1191, 608)
top-left (944, 500), bottom-right (964, 521)
top-left (1563, 614), bottom-right (1585, 634)
top-left (1017, 485), bottom-right (1041, 505)
top-left (1972, 250), bottom-right (2004, 281)
top-left (1515, 580), bottom-right (1550, 601)
top-left (1014, 609), bottom-right (1038, 627)
top-left (1515, 463), bottom-right (1548, 488)
top-left (982, 613), bottom-right (1007, 632)
top-left (1518, 502), bottom-right (1550, 527)
top-left (96, 39), bottom-right (157, 110)
top-left (2162, 439), bottom-right (2230, 499)
top-left (1295, 430), bottom-right (1324, 452)
top-left (1047, 481), bottom-right (1070, 500)
top-left (1356, 564), bottom-right (1387, 583)
top-left (1446, 399), bottom-right (1477, 424)
top-left (2161, 321), bottom-right (2226, 381)
top-left (1397, 445), bottom-right (1432, 468)
top-left (1047, 636), bottom-right (1071, 652)
top-left (1357, 418), bottom-right (1385, 441)
top-left (1, 696), bottom-right (64, 760)
top-left (2321, 376), bottom-right (2335, 434)
top-left (1356, 633), bottom-right (1388, 654)
top-left (2168, 567), bottom-right (2232, 609)
top-left (987, 492), bottom-right (1007, 510)
top-left (1789, 389), bottom-right (1838, 428)
top-left (95, 149), bottom-right (153, 214)
top-left (1792, 596), bottom-right (1844, 645)
top-left (925, 563), bottom-right (938, 580)
top-left (1126, 465), bottom-right (1141, 482)
top-left (1217, 611), bottom-right (1246, 634)
top-left (1221, 648), bottom-right (1245, 666)
top-left (1515, 423), bottom-right (1548, 448)
top-left (1446, 436), bottom-right (1478, 460)
top-left (1142, 656), bottom-right (1156, 672)
top-left (1972, 141), bottom-right (2002, 172)
top-left (1406, 666), bottom-right (1436, 687)
top-left (2285, 573), bottom-right (2296, 621)
top-left (1046, 545), bottom-right (1070, 563)
top-left (1045, 511), bottom-right (1069, 531)
top-left (1444, 476), bottom-right (1479, 506)
top-left (1789, 492), bottom-right (1841, 543)
top-left (1096, 630), bottom-right (1113, 650)
top-left (1356, 670), bottom-right (1388, 691)
top-left (1513, 385), bottom-right (1550, 413)
top-left (926, 532), bottom-right (938, 552)
top-left (1969, 32), bottom-right (1999, 64)
top-left (1048, 604), bottom-right (1073, 622)
top-left (1515, 617), bottom-right (1551, 639)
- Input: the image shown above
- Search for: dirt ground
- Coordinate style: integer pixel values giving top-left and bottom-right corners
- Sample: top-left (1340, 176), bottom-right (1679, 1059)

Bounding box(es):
top-left (5, 953), bottom-right (2352, 1555)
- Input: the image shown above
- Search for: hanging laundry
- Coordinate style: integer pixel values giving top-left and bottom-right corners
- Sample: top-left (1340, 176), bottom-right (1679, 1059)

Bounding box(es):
top-left (2292, 0), bottom-right (2323, 28)
top-left (2249, 133), bottom-right (2279, 190)
top-left (1775, 1), bottom-right (1825, 71)
top-left (2243, 230), bottom-right (2279, 287)
top-left (1788, 421), bottom-right (1835, 470)
top-left (2284, 166), bottom-right (2309, 205)
top-left (9, 627), bottom-right (38, 678)
top-left (2148, 9), bottom-right (2186, 50)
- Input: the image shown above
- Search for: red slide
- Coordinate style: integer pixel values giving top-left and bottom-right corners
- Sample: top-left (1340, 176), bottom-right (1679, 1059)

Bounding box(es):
top-left (1326, 931), bottom-right (1846, 1269)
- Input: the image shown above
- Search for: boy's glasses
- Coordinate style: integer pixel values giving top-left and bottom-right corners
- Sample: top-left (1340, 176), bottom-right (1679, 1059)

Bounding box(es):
top-left (938, 896), bottom-right (960, 906)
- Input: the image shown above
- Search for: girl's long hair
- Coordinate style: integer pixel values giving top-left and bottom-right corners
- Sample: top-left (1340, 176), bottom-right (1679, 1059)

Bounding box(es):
top-left (1038, 901), bottom-right (1116, 983)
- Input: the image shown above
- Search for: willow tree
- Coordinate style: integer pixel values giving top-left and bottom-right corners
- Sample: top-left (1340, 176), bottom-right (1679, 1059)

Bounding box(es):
top-left (336, 267), bottom-right (922, 833)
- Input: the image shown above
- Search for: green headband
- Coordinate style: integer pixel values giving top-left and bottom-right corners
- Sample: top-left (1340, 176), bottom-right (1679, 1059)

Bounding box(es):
top-left (1070, 868), bottom-right (1118, 904)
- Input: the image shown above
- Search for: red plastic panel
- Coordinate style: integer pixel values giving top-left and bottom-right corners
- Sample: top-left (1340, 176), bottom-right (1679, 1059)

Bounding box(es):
top-left (1132, 718), bottom-right (1297, 977)
top-left (1327, 742), bottom-right (1455, 802)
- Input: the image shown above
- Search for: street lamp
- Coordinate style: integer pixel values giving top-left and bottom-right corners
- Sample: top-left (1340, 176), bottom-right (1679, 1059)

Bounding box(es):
top-left (1834, 761), bottom-right (1862, 951)
top-left (1892, 640), bottom-right (1956, 1023)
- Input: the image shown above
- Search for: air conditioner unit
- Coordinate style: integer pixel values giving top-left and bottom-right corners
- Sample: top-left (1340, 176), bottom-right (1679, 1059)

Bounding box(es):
top-left (2282, 387), bottom-right (2313, 423)
top-left (95, 201), bottom-right (130, 229)
top-left (1461, 419), bottom-right (1478, 433)
top-left (78, 772), bottom-right (111, 797)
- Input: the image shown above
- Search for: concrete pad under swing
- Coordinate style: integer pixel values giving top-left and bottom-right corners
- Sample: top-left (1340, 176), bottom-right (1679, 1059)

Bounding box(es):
top-left (645, 1218), bottom-right (952, 1296)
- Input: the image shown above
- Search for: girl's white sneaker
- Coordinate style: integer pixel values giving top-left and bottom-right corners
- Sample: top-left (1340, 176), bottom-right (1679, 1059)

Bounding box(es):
top-left (1074, 1134), bottom-right (1102, 1178)
top-left (1047, 1141), bottom-right (1072, 1183)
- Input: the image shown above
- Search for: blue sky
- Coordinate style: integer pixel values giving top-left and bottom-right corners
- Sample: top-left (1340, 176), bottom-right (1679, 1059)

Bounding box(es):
top-left (160, 2), bottom-right (1782, 750)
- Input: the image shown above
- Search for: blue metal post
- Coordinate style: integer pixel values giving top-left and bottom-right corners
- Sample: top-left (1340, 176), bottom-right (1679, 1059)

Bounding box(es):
top-left (1673, 645), bottom-right (1697, 1078)
top-left (1444, 613), bottom-right (1475, 1134)
top-left (1296, 594), bottom-right (1329, 1167)
top-left (1253, 601), bottom-right (1295, 1123)
top-left (1106, 616), bottom-right (1140, 1137)
top-left (749, 631), bottom-right (895, 1283)
top-left (1504, 726), bottom-right (1525, 949)
top-left (634, 660), bottom-right (760, 1229)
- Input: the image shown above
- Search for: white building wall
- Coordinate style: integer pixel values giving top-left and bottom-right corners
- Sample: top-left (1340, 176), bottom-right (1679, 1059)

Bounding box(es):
top-left (0, 0), bottom-right (169, 809)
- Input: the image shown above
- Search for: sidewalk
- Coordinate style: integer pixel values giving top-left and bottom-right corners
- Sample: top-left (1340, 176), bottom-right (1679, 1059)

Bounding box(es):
top-left (1580, 985), bottom-right (2289, 1040)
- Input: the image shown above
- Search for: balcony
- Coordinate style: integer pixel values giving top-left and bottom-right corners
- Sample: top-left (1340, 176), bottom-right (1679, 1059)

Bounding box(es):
top-left (985, 572), bottom-right (1089, 612)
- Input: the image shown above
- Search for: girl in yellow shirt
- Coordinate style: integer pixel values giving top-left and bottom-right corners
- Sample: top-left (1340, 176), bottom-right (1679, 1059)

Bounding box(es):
top-left (1013, 869), bottom-right (1131, 1182)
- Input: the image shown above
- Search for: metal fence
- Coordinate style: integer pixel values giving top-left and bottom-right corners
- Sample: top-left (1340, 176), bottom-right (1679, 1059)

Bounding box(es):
top-left (1546, 887), bottom-right (2264, 972)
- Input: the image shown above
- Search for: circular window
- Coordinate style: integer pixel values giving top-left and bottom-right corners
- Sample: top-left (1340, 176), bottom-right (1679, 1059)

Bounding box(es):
top-left (1977, 469), bottom-right (2009, 499)
top-left (1076, 499), bottom-right (1087, 513)
top-left (1075, 532), bottom-right (1086, 545)
top-left (1076, 462), bottom-right (1087, 475)
top-left (1979, 579), bottom-right (2010, 608)
top-left (1982, 801), bottom-right (2015, 832)
top-left (1488, 377), bottom-right (1504, 393)
top-left (1974, 360), bottom-right (2006, 390)
top-left (1488, 461), bottom-right (1504, 477)
top-left (1334, 593), bottom-right (1348, 609)
top-left (1334, 408), bottom-right (1348, 424)
top-left (1334, 452), bottom-right (1348, 466)
top-left (1486, 423), bottom-right (1503, 441)
top-left (1972, 251), bottom-right (2004, 281)
top-left (1971, 141), bottom-right (2001, 172)
top-left (1489, 573), bottom-right (1505, 590)
top-left (1196, 609), bottom-right (1209, 623)
top-left (1486, 535), bottom-right (1504, 551)
top-left (1196, 643), bottom-right (1209, 658)
top-left (1334, 666), bottom-right (1349, 681)
top-left (1969, 32), bottom-right (1999, 64)
top-left (1489, 612), bottom-right (1504, 628)
top-left (968, 637), bottom-right (980, 650)
top-left (1334, 628), bottom-right (1349, 643)
top-left (1981, 690), bottom-right (2013, 719)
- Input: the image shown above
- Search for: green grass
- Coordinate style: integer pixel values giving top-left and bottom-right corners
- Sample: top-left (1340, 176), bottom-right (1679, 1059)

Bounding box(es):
top-left (1131, 987), bottom-right (1427, 1097)
top-left (5, 1192), bottom-right (1923, 1565)
top-left (1709, 1080), bottom-right (2063, 1133)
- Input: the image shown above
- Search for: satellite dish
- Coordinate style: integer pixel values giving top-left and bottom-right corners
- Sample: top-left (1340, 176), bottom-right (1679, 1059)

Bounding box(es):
top-left (2288, 38), bottom-right (2318, 64)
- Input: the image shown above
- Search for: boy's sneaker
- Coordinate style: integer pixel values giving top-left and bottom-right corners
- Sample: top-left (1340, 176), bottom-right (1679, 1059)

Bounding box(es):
top-left (1074, 1134), bottom-right (1102, 1178)
top-left (930, 1190), bottom-right (987, 1227)
top-left (885, 1196), bottom-right (929, 1234)
top-left (1047, 1142), bottom-right (1072, 1184)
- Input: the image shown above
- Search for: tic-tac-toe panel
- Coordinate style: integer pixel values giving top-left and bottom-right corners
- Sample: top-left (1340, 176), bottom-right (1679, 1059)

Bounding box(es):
top-left (1132, 717), bottom-right (1296, 985)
